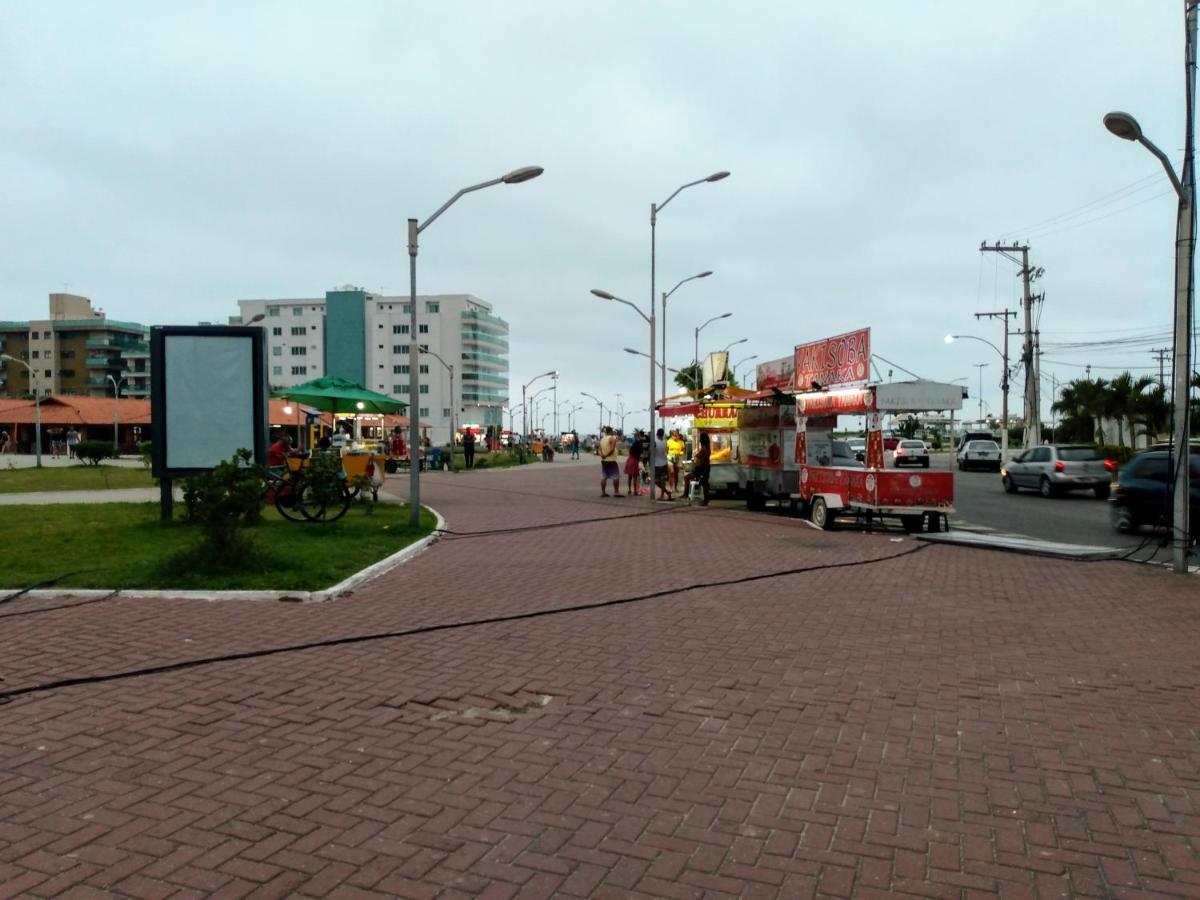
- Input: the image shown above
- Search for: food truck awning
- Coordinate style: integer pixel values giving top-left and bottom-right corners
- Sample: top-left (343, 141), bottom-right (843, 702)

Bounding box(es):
top-left (272, 376), bottom-right (406, 414)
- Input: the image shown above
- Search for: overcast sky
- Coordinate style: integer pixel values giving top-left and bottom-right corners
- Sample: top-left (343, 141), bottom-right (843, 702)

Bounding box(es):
top-left (0, 2), bottom-right (1188, 427)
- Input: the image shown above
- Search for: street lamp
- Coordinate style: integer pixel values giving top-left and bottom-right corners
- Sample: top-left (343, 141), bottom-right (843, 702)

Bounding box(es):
top-left (1104, 23), bottom-right (1196, 574)
top-left (420, 348), bottom-right (455, 470)
top-left (568, 402), bottom-right (583, 432)
top-left (623, 347), bottom-right (680, 376)
top-left (1, 354), bottom-right (41, 467)
top-left (407, 164), bottom-right (544, 526)
top-left (972, 363), bottom-right (989, 422)
top-left (591, 287), bottom-right (656, 504)
top-left (722, 337), bottom-right (748, 353)
top-left (733, 354), bottom-right (758, 385)
top-left (946, 333), bottom-right (1010, 457)
top-left (107, 372), bottom-right (129, 453)
top-left (693, 313), bottom-right (733, 382)
top-left (580, 392), bottom-right (604, 436)
top-left (521, 370), bottom-right (556, 443)
top-left (660, 270), bottom-right (713, 400)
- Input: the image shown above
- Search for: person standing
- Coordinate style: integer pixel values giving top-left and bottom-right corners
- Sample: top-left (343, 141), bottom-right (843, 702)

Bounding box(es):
top-left (686, 431), bottom-right (711, 505)
top-left (66, 427), bottom-right (81, 459)
top-left (570, 430), bottom-right (580, 459)
top-left (462, 429), bottom-right (476, 469)
top-left (598, 426), bottom-right (621, 496)
top-left (667, 428), bottom-right (685, 494)
top-left (653, 428), bottom-right (672, 500)
top-left (624, 431), bottom-right (645, 496)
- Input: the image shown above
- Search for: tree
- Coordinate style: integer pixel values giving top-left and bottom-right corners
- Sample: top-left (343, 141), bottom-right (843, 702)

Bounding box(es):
top-left (674, 364), bottom-right (702, 393)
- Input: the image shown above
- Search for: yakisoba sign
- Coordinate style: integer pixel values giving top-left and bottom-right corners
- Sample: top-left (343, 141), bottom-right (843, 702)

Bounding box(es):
top-left (793, 327), bottom-right (870, 391)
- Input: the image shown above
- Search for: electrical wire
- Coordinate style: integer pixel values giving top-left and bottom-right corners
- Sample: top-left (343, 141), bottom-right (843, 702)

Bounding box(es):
top-left (999, 173), bottom-right (1163, 238)
top-left (0, 543), bottom-right (936, 706)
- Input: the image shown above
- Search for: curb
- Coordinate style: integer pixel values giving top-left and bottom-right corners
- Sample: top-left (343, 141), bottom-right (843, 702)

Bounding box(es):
top-left (917, 529), bottom-right (1132, 561)
top-left (0, 507), bottom-right (446, 604)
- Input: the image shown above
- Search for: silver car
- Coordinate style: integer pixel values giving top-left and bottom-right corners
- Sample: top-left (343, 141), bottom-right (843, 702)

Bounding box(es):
top-left (1001, 444), bottom-right (1115, 498)
top-left (957, 439), bottom-right (1001, 472)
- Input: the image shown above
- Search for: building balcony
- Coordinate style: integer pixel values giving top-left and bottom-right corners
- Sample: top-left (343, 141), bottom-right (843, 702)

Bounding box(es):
top-left (461, 372), bottom-right (508, 387)
top-left (86, 356), bottom-right (121, 368)
top-left (85, 338), bottom-right (121, 350)
top-left (461, 331), bottom-right (509, 352)
top-left (460, 351), bottom-right (508, 368)
top-left (461, 309), bottom-right (509, 331)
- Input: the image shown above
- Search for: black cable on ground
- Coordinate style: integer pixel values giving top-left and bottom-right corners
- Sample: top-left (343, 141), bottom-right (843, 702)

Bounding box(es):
top-left (0, 543), bottom-right (934, 705)
top-left (0, 571), bottom-right (94, 606)
top-left (0, 591), bottom-right (120, 621)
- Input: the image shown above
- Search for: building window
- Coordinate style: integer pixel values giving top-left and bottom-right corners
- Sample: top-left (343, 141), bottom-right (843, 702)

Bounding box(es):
top-left (419, 344), bottom-right (429, 352)
top-left (31, 350), bottom-right (38, 359)
top-left (393, 324), bottom-right (409, 334)
top-left (426, 302), bottom-right (440, 314)
top-left (291, 365), bottom-right (307, 375)
top-left (291, 346), bottom-right (307, 356)
top-left (291, 326), bottom-right (306, 336)
top-left (44, 331), bottom-right (52, 339)
top-left (442, 408), bottom-right (450, 418)
top-left (272, 327), bottom-right (282, 336)
top-left (44, 369), bottom-right (51, 378)
top-left (272, 346), bottom-right (282, 356)
top-left (268, 307), bottom-right (280, 317)
top-left (392, 345), bottom-right (406, 354)
top-left (273, 366), bottom-right (282, 375)
top-left (393, 364), bottom-right (409, 374)
top-left (61, 350), bottom-right (75, 359)
top-left (419, 384), bottom-right (429, 395)
top-left (418, 407), bottom-right (429, 417)
top-left (395, 384), bottom-right (410, 394)
top-left (59, 369), bottom-right (75, 378)
top-left (419, 364), bottom-right (429, 374)
top-left (402, 304), bottom-right (412, 315)
top-left (292, 307), bottom-right (303, 316)
top-left (418, 324), bottom-right (429, 334)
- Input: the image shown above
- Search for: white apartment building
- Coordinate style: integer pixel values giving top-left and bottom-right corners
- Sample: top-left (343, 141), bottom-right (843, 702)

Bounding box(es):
top-left (237, 288), bottom-right (509, 445)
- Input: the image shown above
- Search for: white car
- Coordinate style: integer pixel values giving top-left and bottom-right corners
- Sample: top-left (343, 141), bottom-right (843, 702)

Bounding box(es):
top-left (957, 439), bottom-right (1001, 472)
top-left (893, 439), bottom-right (929, 468)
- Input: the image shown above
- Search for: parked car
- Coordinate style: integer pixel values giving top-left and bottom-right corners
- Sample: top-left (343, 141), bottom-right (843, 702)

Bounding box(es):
top-left (957, 439), bottom-right (1001, 472)
top-left (847, 437), bottom-right (867, 461)
top-left (1001, 444), bottom-right (1114, 498)
top-left (1110, 449), bottom-right (1200, 533)
top-left (956, 431), bottom-right (999, 453)
top-left (893, 439), bottom-right (929, 468)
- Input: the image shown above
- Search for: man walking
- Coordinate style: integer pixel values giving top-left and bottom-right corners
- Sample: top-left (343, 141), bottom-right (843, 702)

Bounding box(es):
top-left (598, 426), bottom-right (621, 497)
top-left (570, 430), bottom-right (580, 460)
top-left (463, 429), bottom-right (476, 469)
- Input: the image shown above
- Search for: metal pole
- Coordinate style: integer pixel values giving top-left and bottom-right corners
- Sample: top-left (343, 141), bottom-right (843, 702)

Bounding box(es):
top-left (407, 218), bottom-right (421, 528)
top-left (974, 363), bottom-right (988, 422)
top-left (553, 374), bottom-right (558, 438)
top-left (1172, 0), bottom-right (1197, 572)
top-left (1001, 322), bottom-right (1010, 459)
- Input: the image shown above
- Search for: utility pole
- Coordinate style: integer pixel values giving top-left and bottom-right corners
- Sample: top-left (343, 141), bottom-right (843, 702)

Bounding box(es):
top-left (974, 308), bottom-right (1016, 457)
top-left (980, 241), bottom-right (1044, 448)
top-left (1152, 347), bottom-right (1171, 388)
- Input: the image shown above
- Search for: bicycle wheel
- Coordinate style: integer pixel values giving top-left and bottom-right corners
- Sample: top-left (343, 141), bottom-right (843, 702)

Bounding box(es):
top-left (273, 476), bottom-right (309, 522)
top-left (297, 477), bottom-right (352, 522)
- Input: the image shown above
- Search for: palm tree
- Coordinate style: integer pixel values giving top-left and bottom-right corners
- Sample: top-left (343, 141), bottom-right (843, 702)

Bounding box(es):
top-left (1052, 377), bottom-right (1109, 443)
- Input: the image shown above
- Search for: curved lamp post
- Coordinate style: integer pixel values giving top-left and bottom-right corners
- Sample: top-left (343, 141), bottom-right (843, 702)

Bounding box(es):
top-left (592, 287), bottom-right (656, 504)
top-left (407, 165), bottom-right (543, 526)
top-left (580, 391), bottom-right (604, 434)
top-left (624, 347), bottom-right (680, 376)
top-left (946, 333), bottom-right (1009, 457)
top-left (660, 270), bottom-right (713, 399)
top-left (733, 354), bottom-right (758, 386)
top-left (693, 312), bottom-right (732, 384)
top-left (1104, 85), bottom-right (1196, 573)
top-left (1, 354), bottom-right (41, 467)
top-left (420, 348), bottom-right (455, 470)
top-left (107, 372), bottom-right (129, 453)
top-left (522, 370), bottom-right (556, 444)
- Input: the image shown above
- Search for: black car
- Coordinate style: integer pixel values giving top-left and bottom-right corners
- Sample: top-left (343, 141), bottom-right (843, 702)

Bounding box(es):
top-left (1110, 449), bottom-right (1200, 534)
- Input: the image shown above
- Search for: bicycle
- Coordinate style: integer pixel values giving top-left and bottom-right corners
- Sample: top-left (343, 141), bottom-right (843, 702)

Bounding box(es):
top-left (265, 452), bottom-right (352, 523)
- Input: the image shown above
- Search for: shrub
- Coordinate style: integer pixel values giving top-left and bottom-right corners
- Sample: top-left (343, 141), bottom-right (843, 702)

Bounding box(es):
top-left (139, 440), bottom-right (153, 469)
top-left (75, 440), bottom-right (117, 466)
top-left (180, 448), bottom-right (264, 559)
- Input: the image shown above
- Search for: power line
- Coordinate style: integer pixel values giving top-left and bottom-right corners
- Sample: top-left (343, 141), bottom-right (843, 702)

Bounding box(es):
top-left (999, 173), bottom-right (1162, 238)
top-left (1024, 189), bottom-right (1176, 241)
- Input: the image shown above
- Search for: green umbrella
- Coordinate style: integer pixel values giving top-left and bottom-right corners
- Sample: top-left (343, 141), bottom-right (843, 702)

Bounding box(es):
top-left (272, 376), bottom-right (406, 415)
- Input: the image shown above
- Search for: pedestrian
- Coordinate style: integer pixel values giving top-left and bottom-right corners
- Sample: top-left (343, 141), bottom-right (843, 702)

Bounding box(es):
top-left (667, 428), bottom-right (685, 494)
top-left (653, 428), bottom-right (672, 500)
top-left (267, 432), bottom-right (293, 470)
top-left (462, 429), bottom-right (476, 469)
top-left (624, 430), bottom-right (645, 495)
top-left (598, 426), bottom-right (621, 496)
top-left (685, 431), bottom-right (711, 505)
top-left (49, 427), bottom-right (65, 459)
top-left (570, 429), bottom-right (580, 460)
top-left (66, 427), bottom-right (81, 459)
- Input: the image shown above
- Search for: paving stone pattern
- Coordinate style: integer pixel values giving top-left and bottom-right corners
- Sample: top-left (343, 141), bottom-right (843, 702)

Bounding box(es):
top-left (1, 461), bottom-right (1199, 897)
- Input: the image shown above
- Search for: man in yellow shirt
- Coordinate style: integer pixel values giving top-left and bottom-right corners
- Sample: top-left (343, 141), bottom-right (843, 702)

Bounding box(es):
top-left (667, 429), bottom-right (686, 495)
top-left (598, 426), bottom-right (622, 496)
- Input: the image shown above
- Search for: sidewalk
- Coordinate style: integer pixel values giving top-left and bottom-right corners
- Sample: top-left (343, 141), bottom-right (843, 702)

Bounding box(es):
top-left (1, 461), bottom-right (1198, 897)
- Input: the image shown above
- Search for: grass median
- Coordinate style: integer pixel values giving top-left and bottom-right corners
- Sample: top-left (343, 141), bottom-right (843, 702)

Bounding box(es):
top-left (0, 464), bottom-right (155, 493)
top-left (1, 501), bottom-right (437, 592)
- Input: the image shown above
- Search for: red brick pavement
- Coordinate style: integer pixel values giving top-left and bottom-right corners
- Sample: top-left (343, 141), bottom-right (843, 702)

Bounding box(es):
top-left (1, 460), bottom-right (1199, 897)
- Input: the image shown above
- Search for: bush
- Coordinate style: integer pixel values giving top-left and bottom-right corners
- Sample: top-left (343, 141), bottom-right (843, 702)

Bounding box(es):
top-left (75, 440), bottom-right (117, 466)
top-left (139, 440), bottom-right (153, 469)
top-left (180, 448), bottom-right (264, 559)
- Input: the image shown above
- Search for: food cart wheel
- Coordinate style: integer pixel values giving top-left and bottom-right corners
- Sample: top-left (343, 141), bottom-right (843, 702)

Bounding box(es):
top-left (788, 497), bottom-right (802, 517)
top-left (901, 514), bottom-right (923, 533)
top-left (810, 497), bottom-right (834, 530)
top-left (296, 478), bottom-right (352, 523)
top-left (384, 458), bottom-right (398, 474)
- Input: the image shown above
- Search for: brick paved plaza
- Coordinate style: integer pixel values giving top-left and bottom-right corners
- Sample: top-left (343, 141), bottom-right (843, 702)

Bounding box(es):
top-left (1, 459), bottom-right (1199, 898)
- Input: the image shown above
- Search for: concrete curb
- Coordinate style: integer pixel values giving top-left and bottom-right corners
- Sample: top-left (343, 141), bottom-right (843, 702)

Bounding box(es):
top-left (0, 507), bottom-right (446, 604)
top-left (918, 529), bottom-right (1132, 561)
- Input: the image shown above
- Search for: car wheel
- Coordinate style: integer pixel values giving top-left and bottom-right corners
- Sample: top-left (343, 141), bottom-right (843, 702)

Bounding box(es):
top-left (1094, 484), bottom-right (1111, 499)
top-left (1039, 476), bottom-right (1055, 499)
top-left (810, 496), bottom-right (833, 530)
top-left (1112, 505), bottom-right (1136, 534)
top-left (1002, 474), bottom-right (1018, 494)
top-left (921, 459), bottom-right (929, 468)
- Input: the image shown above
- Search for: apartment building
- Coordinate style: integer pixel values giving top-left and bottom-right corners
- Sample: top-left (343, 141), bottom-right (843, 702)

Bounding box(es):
top-left (237, 287), bottom-right (510, 445)
top-left (0, 293), bottom-right (150, 399)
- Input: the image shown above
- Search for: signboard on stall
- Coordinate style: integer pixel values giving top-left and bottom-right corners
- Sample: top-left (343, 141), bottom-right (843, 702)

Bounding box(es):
top-left (794, 327), bottom-right (871, 391)
top-left (694, 403), bottom-right (743, 429)
top-left (794, 387), bottom-right (875, 416)
top-left (874, 381), bottom-right (964, 412)
top-left (755, 355), bottom-right (795, 391)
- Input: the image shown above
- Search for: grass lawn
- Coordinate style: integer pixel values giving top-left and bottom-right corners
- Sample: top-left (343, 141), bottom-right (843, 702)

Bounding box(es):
top-left (0, 501), bottom-right (437, 591)
top-left (0, 464), bottom-right (156, 494)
